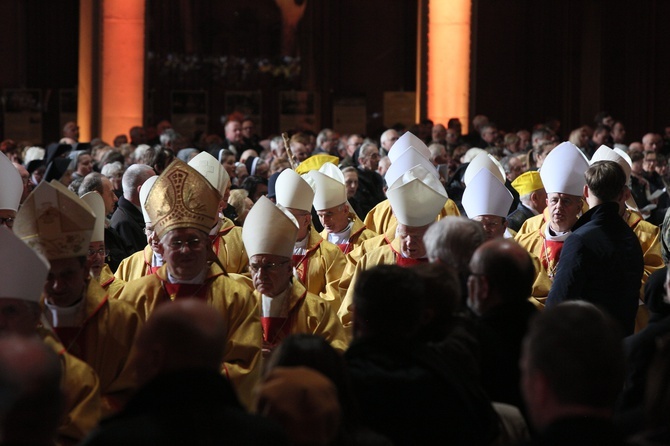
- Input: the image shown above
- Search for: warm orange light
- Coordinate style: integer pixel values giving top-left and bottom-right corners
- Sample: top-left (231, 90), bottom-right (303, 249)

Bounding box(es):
top-left (101, 0), bottom-right (145, 144)
top-left (77, 0), bottom-right (93, 142)
top-left (427, 0), bottom-right (471, 132)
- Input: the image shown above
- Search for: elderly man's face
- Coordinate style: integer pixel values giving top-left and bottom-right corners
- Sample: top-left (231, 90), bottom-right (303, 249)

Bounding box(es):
top-left (546, 193), bottom-right (581, 233)
top-left (160, 228), bottom-right (209, 281)
top-left (87, 241), bottom-right (107, 279)
top-left (317, 204), bottom-right (350, 234)
top-left (396, 223), bottom-right (430, 259)
top-left (226, 121), bottom-right (242, 143)
top-left (360, 146), bottom-right (380, 171)
top-left (291, 142), bottom-right (309, 163)
top-left (44, 257), bottom-right (89, 307)
top-left (249, 254), bottom-right (292, 297)
top-left (472, 215), bottom-right (507, 240)
top-left (101, 177), bottom-right (118, 215)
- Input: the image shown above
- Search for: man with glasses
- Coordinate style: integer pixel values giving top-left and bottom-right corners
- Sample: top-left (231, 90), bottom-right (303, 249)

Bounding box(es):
top-left (82, 192), bottom-right (125, 299)
top-left (354, 141), bottom-right (386, 217)
top-left (515, 142), bottom-right (590, 306)
top-left (242, 196), bottom-right (347, 356)
top-left (118, 160), bottom-right (261, 408)
top-left (114, 176), bottom-right (161, 282)
top-left (339, 164), bottom-right (448, 338)
top-left (379, 128), bottom-right (399, 157)
top-left (275, 169), bottom-right (346, 314)
top-left (14, 180), bottom-right (142, 416)
top-left (462, 169), bottom-right (514, 240)
top-left (0, 151), bottom-right (23, 231)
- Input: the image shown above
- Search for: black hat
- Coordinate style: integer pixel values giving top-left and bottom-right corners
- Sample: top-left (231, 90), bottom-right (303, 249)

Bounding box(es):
top-left (267, 171), bottom-right (281, 199)
top-left (44, 158), bottom-right (71, 183)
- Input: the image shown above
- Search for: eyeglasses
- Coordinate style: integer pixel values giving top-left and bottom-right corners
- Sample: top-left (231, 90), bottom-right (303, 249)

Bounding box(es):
top-left (249, 260), bottom-right (290, 275)
top-left (0, 217), bottom-right (15, 228)
top-left (167, 238), bottom-right (204, 251)
top-left (88, 248), bottom-right (110, 257)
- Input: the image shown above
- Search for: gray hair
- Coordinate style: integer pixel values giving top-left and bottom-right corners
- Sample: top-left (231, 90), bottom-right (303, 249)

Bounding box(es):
top-left (101, 161), bottom-right (124, 178)
top-left (78, 172), bottom-right (105, 197)
top-left (159, 129), bottom-right (179, 147)
top-left (424, 217), bottom-right (486, 271)
top-left (122, 164), bottom-right (155, 200)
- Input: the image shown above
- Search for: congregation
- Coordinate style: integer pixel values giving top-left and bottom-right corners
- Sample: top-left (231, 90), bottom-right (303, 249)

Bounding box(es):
top-left (1, 113), bottom-right (670, 445)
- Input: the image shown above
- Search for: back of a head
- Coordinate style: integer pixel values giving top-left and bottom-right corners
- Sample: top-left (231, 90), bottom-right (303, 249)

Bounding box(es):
top-left (266, 334), bottom-right (357, 424)
top-left (473, 239), bottom-right (535, 304)
top-left (266, 334), bottom-right (346, 390)
top-left (585, 160), bottom-right (626, 203)
top-left (122, 163), bottom-right (155, 200)
top-left (256, 366), bottom-right (341, 446)
top-left (524, 301), bottom-right (624, 409)
top-left (424, 217), bottom-right (486, 272)
top-left (77, 171), bottom-right (104, 196)
top-left (412, 263), bottom-right (461, 341)
top-left (0, 335), bottom-right (63, 445)
top-left (137, 300), bottom-right (226, 377)
top-left (353, 265), bottom-right (426, 340)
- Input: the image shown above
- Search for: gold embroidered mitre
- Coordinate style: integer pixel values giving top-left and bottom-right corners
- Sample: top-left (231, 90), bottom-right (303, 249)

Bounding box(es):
top-left (14, 180), bottom-right (95, 260)
top-left (146, 159), bottom-right (221, 239)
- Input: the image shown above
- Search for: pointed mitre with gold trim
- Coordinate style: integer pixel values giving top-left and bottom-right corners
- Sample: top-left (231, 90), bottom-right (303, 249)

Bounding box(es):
top-left (145, 159), bottom-right (221, 239)
top-left (14, 180), bottom-right (95, 260)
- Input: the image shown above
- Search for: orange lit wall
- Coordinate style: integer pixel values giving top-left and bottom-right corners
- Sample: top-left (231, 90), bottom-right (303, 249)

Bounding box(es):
top-left (101, 0), bottom-right (145, 144)
top-left (426, 0), bottom-right (471, 132)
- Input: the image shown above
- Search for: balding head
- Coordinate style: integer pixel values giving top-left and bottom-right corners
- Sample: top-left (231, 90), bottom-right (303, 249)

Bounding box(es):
top-left (468, 239), bottom-right (535, 315)
top-left (122, 163), bottom-right (155, 203)
top-left (0, 335), bottom-right (63, 445)
top-left (424, 217), bottom-right (486, 273)
top-left (133, 300), bottom-right (226, 386)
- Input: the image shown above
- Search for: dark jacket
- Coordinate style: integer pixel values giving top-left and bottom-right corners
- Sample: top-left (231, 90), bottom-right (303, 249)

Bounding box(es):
top-left (546, 202), bottom-right (644, 336)
top-left (507, 202), bottom-right (536, 232)
top-left (354, 168), bottom-right (386, 218)
top-left (476, 299), bottom-right (537, 413)
top-left (110, 196), bottom-right (147, 254)
top-left (345, 336), bottom-right (499, 446)
top-left (105, 226), bottom-right (131, 273)
top-left (522, 416), bottom-right (630, 446)
top-left (81, 369), bottom-right (287, 446)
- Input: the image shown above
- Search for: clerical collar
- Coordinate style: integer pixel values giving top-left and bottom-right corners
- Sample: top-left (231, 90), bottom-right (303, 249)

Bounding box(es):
top-left (167, 269), bottom-right (207, 285)
top-left (209, 219), bottom-right (222, 236)
top-left (152, 252), bottom-right (164, 267)
top-left (44, 297), bottom-right (86, 327)
top-left (261, 285), bottom-right (291, 318)
top-left (545, 224), bottom-right (571, 242)
top-left (293, 235), bottom-right (308, 255)
top-left (328, 222), bottom-right (353, 245)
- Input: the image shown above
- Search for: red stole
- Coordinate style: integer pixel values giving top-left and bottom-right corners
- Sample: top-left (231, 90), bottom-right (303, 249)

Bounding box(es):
top-left (540, 239), bottom-right (564, 279)
top-left (54, 327), bottom-right (86, 358)
top-left (261, 317), bottom-right (290, 349)
top-left (292, 254), bottom-right (310, 284)
top-left (336, 243), bottom-right (352, 254)
top-left (149, 265), bottom-right (161, 274)
top-left (163, 282), bottom-right (209, 300)
top-left (396, 256), bottom-right (429, 267)
top-left (390, 243), bottom-right (428, 267)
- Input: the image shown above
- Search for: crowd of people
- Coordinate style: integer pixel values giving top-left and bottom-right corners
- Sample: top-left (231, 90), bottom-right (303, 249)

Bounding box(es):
top-left (1, 112), bottom-right (670, 445)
